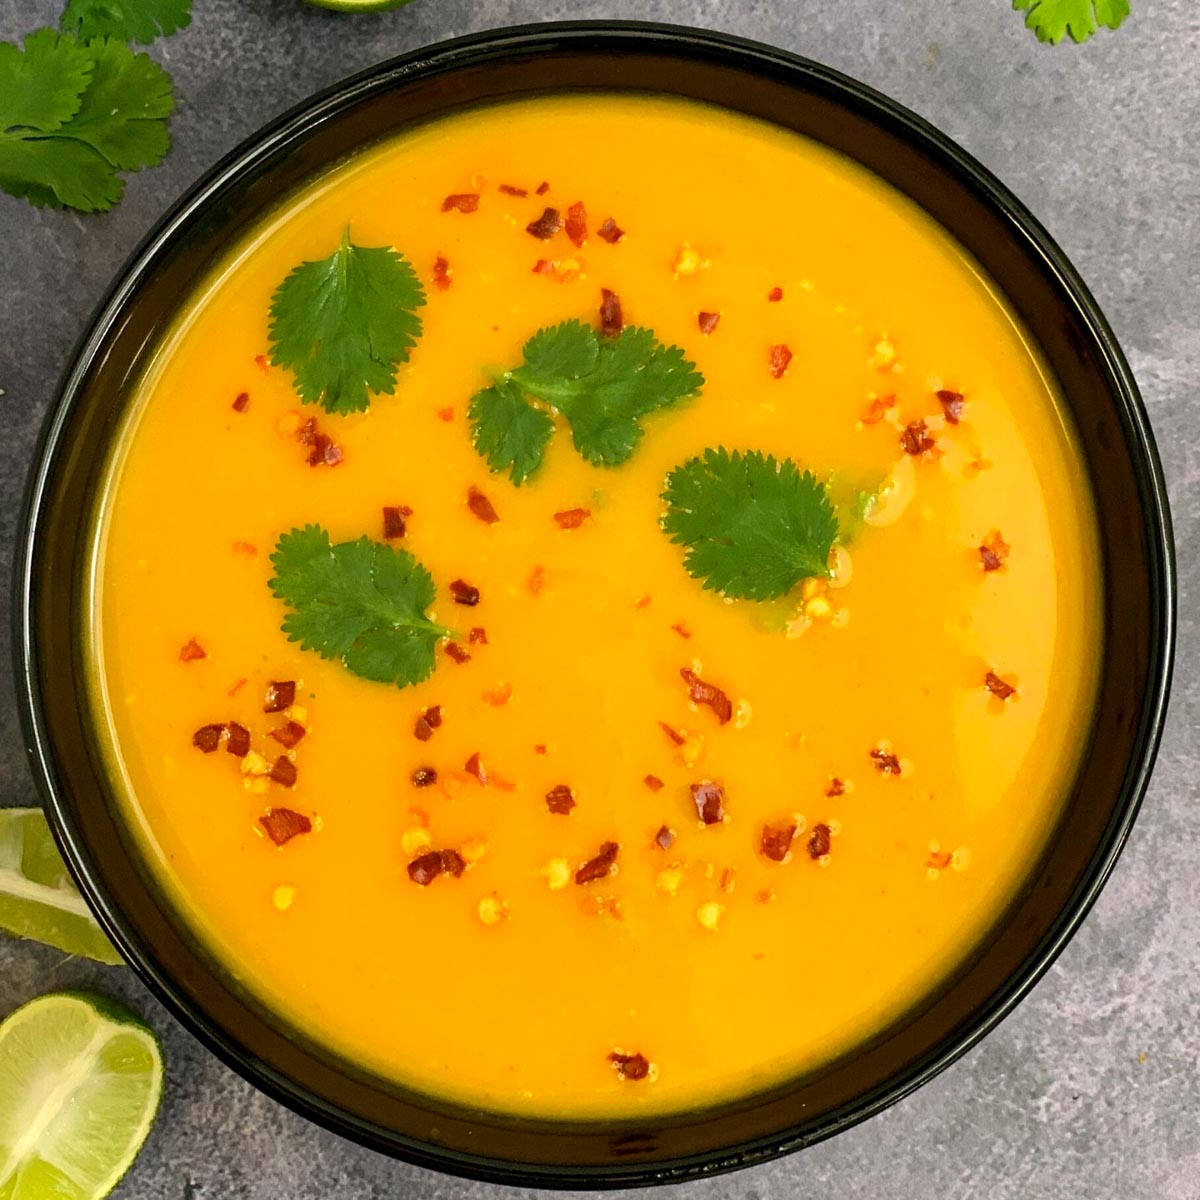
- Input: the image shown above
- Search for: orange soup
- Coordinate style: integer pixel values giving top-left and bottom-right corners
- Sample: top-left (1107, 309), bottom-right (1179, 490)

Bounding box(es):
top-left (89, 96), bottom-right (1100, 1117)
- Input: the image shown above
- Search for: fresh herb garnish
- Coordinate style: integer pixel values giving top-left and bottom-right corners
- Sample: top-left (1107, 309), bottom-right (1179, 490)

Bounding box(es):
top-left (469, 319), bottom-right (703, 484)
top-left (661, 448), bottom-right (839, 601)
top-left (1014, 0), bottom-right (1129, 43)
top-left (268, 228), bottom-right (426, 415)
top-left (61, 0), bottom-right (193, 43)
top-left (269, 525), bottom-right (454, 689)
top-left (0, 29), bottom-right (173, 211)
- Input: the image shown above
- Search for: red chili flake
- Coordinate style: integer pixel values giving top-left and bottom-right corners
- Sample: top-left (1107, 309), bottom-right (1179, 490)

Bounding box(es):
top-left (679, 667), bottom-right (733, 725)
top-left (441, 193), bottom-right (480, 214)
top-left (659, 721), bottom-right (685, 746)
top-left (597, 217), bottom-right (625, 244)
top-left (691, 781), bottom-right (726, 825)
top-left (937, 388), bottom-right (965, 424)
top-left (179, 639), bottom-right (206, 663)
top-left (465, 752), bottom-right (488, 785)
top-left (760, 823), bottom-right (796, 862)
top-left (767, 286), bottom-right (783, 302)
top-left (826, 778), bottom-right (846, 798)
top-left (807, 822), bottom-right (832, 859)
top-left (382, 505), bottom-right (412, 540)
top-left (635, 594), bottom-right (652, 610)
top-left (483, 682), bottom-right (512, 706)
top-left (259, 808), bottom-right (311, 847)
top-left (862, 395), bottom-right (896, 425)
top-left (254, 354), bottom-right (268, 372)
top-left (270, 720), bottom-right (307, 749)
top-left (536, 180), bottom-right (550, 195)
top-left (671, 622), bottom-right (691, 640)
top-left (980, 531), bottom-right (1011, 572)
top-left (307, 433), bottom-right (343, 468)
top-left (928, 849), bottom-right (953, 869)
top-left (226, 722), bottom-right (250, 758)
top-left (769, 344), bottom-right (793, 379)
top-left (599, 287), bottom-right (623, 337)
top-left (554, 507), bottom-right (591, 530)
top-left (232, 392), bottom-right (250, 413)
top-left (432, 256), bottom-right (452, 291)
top-left (644, 774), bottom-right (665, 793)
top-left (264, 681), bottom-right (295, 713)
top-left (608, 1051), bottom-right (650, 1081)
top-left (575, 841), bottom-right (619, 885)
top-left (499, 183), bottom-right (528, 197)
top-left (466, 486), bottom-right (499, 525)
top-left (450, 578), bottom-right (481, 606)
top-left (414, 705), bottom-right (442, 741)
top-left (871, 748), bottom-right (902, 775)
top-left (985, 671), bottom-right (1017, 700)
top-left (565, 201), bottom-right (588, 247)
top-left (407, 850), bottom-right (447, 886)
top-left (269, 756), bottom-right (298, 788)
top-left (227, 678), bottom-right (247, 697)
top-left (545, 784), bottom-right (576, 815)
top-left (528, 565), bottom-right (545, 595)
top-left (468, 627), bottom-right (488, 645)
top-left (900, 420), bottom-right (935, 456)
top-left (437, 406), bottom-right (454, 422)
top-left (531, 259), bottom-right (552, 275)
top-left (445, 642), bottom-right (471, 664)
top-left (232, 541), bottom-right (257, 557)
top-left (526, 207), bottom-right (562, 240)
top-left (411, 766), bottom-right (438, 787)
top-left (534, 744), bottom-right (547, 755)
top-left (441, 848), bottom-right (466, 878)
top-left (192, 724), bottom-right (224, 753)
top-left (697, 311), bottom-right (721, 334)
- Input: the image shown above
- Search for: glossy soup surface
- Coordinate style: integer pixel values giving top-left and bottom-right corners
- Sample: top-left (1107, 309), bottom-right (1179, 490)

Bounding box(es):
top-left (92, 96), bottom-right (1100, 1116)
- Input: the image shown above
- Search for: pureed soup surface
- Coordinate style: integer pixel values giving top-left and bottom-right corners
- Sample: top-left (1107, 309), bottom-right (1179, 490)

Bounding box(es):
top-left (91, 96), bottom-right (1100, 1117)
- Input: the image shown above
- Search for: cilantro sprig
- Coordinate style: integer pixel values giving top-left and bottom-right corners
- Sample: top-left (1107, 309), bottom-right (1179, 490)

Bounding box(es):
top-left (270, 525), bottom-right (454, 690)
top-left (1014, 0), bottom-right (1130, 43)
top-left (470, 319), bottom-right (703, 484)
top-left (268, 228), bottom-right (427, 415)
top-left (61, 0), bottom-right (192, 44)
top-left (662, 448), bottom-right (839, 602)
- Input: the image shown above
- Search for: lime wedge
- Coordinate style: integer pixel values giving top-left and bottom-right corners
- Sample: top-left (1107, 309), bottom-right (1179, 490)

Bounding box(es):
top-left (0, 810), bottom-right (121, 966)
top-left (0, 993), bottom-right (163, 1200)
top-left (303, 0), bottom-right (416, 10)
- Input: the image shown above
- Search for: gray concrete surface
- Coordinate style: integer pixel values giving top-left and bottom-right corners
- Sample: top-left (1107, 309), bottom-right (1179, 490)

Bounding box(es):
top-left (1, 0), bottom-right (1197, 1196)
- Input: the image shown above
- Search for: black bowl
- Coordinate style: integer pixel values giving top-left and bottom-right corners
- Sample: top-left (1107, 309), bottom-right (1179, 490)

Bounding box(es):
top-left (13, 21), bottom-right (1174, 1188)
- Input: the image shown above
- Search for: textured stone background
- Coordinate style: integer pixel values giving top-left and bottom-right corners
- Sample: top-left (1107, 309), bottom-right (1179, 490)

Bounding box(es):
top-left (1, 1), bottom-right (1197, 1197)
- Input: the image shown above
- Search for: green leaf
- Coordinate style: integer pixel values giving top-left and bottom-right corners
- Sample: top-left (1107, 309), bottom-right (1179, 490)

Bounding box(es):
top-left (269, 525), bottom-right (453, 690)
top-left (0, 29), bottom-right (92, 133)
top-left (1013, 0), bottom-right (1130, 43)
top-left (61, 0), bottom-right (193, 44)
top-left (661, 448), bottom-right (839, 602)
top-left (268, 229), bottom-right (427, 415)
top-left (470, 318), bottom-right (703, 484)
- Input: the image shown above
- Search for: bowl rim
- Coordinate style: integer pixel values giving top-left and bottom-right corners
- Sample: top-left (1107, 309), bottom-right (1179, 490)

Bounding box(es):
top-left (12, 18), bottom-right (1176, 1188)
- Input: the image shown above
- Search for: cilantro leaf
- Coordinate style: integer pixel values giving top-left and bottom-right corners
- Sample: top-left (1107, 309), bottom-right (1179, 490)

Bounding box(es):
top-left (1014, 0), bottom-right (1130, 43)
top-left (0, 31), bottom-right (174, 212)
top-left (61, 0), bottom-right (193, 44)
top-left (269, 525), bottom-right (454, 690)
top-left (268, 229), bottom-right (427, 416)
top-left (470, 318), bottom-right (703, 484)
top-left (661, 448), bottom-right (839, 601)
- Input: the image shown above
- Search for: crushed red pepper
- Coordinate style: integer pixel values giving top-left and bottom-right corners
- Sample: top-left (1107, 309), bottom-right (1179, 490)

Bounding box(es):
top-left (575, 841), bottom-right (619, 885)
top-left (654, 824), bottom-right (675, 849)
top-left (767, 286), bottom-right (783, 302)
top-left (270, 721), bottom-right (306, 749)
top-left (263, 681), bottom-right (295, 713)
top-left (768, 344), bottom-right (793, 379)
top-left (862, 395), bottom-right (896, 425)
top-left (545, 784), bottom-right (576, 815)
top-left (597, 217), bottom-right (625, 243)
top-left (599, 288), bottom-right (623, 337)
top-left (528, 565), bottom-right (545, 595)
top-left (441, 193), bottom-right (479, 214)
top-left (659, 721), bottom-right (685, 746)
top-left (680, 667), bottom-right (733, 724)
top-left (466, 486), bottom-right (500, 524)
top-left (432, 256), bottom-right (452, 291)
top-left (449, 578), bottom-right (481, 606)
top-left (411, 766), bottom-right (438, 787)
top-left (437, 406), bottom-right (454, 422)
top-left (671, 622), bottom-right (691, 639)
top-left (536, 181), bottom-right (550, 195)
top-left (465, 752), bottom-right (488, 784)
top-left (608, 1051), bottom-right (650, 1081)
top-left (192, 724), bottom-right (224, 753)
top-left (526, 207), bottom-right (562, 239)
top-left (691, 780), bottom-right (726, 825)
top-left (227, 678), bottom-right (247, 697)
top-left (382, 505), bottom-right (412, 540)
top-left (760, 823), bottom-right (796, 862)
top-left (414, 705), bottom-right (442, 741)
top-left (259, 808), bottom-right (311, 847)
top-left (937, 388), bottom-right (965, 424)
top-left (444, 642), bottom-right (471, 664)
top-left (554, 507), bottom-right (591, 529)
top-left (499, 183), bottom-right (528, 197)
top-left (468, 627), bottom-right (488, 645)
top-left (807, 822), bottom-right (832, 859)
top-left (826, 778), bottom-right (846, 798)
top-left (226, 722), bottom-right (250, 758)
top-left (482, 682), bottom-right (512, 706)
top-left (927, 849), bottom-right (953, 869)
top-left (407, 848), bottom-right (464, 886)
top-left (179, 639), bottom-right (206, 663)
top-left (269, 757), bottom-right (297, 788)
top-left (565, 201), bottom-right (587, 247)
top-left (900, 420), bottom-right (935, 456)
top-left (985, 671), bottom-right (1017, 700)
top-left (644, 775), bottom-right (665, 793)
top-left (870, 747), bottom-right (902, 775)
top-left (980, 531), bottom-right (1011, 572)
top-left (232, 392), bottom-right (250, 413)
top-left (697, 311), bottom-right (720, 334)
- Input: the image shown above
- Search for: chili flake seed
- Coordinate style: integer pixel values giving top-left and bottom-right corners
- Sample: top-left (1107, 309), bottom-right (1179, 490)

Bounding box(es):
top-left (575, 841), bottom-right (619, 885)
top-left (826, 777), bottom-right (846, 798)
top-left (411, 766), bottom-right (438, 788)
top-left (672, 243), bottom-right (705, 275)
top-left (432, 256), bottom-right (452, 291)
top-left (565, 201), bottom-right (587, 247)
top-left (985, 670), bottom-right (1017, 700)
top-left (468, 627), bottom-right (488, 645)
top-left (597, 217), bottom-right (625, 243)
top-left (478, 894), bottom-right (508, 925)
top-left (543, 857), bottom-right (572, 890)
top-left (554, 507), bottom-right (591, 529)
top-left (269, 720), bottom-right (307, 750)
top-left (269, 757), bottom-right (298, 788)
top-left (697, 311), bottom-right (721, 334)
top-left (526, 207), bottom-right (562, 239)
top-left (657, 866), bottom-right (683, 895)
top-left (264, 681), bottom-right (296, 713)
top-left (655, 824), bottom-right (676, 850)
top-left (401, 826), bottom-right (433, 857)
top-left (240, 750), bottom-right (269, 777)
top-left (545, 784), bottom-right (576, 815)
top-left (980, 531), bottom-right (1011, 572)
top-left (807, 822), bottom-right (832, 859)
top-left (450, 578), bottom-right (481, 606)
top-left (768, 344), bottom-right (793, 379)
top-left (760, 823), bottom-right (796, 863)
top-left (599, 287), bottom-right (623, 337)
top-left (260, 808), bottom-right (311, 847)
top-left (900, 420), bottom-right (935, 456)
top-left (608, 1051), bottom-right (651, 1081)
top-left (691, 780), bottom-right (726, 825)
top-left (499, 183), bottom-right (528, 197)
top-left (767, 286), bottom-right (783, 302)
top-left (383, 505), bottom-right (412, 540)
top-left (414, 705), bottom-right (442, 741)
top-left (680, 667), bottom-right (733, 725)
top-left (179, 639), bottom-right (206, 663)
top-left (272, 885), bottom-right (296, 911)
top-left (937, 388), bottom-right (965, 424)
top-left (226, 722), bottom-right (250, 758)
top-left (441, 193), bottom-right (479, 214)
top-left (192, 724), bottom-right (224, 753)
top-left (466, 485), bottom-right (500, 524)
top-left (232, 392), bottom-right (250, 413)
top-left (697, 901), bottom-right (724, 931)
top-left (445, 641), bottom-right (471, 664)
top-left (870, 746), bottom-right (902, 775)
top-left (644, 774), bottom-right (665, 793)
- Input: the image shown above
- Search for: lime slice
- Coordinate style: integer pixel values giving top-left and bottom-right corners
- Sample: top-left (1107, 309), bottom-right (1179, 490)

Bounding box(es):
top-left (0, 993), bottom-right (163, 1200)
top-left (303, 0), bottom-right (415, 10)
top-left (0, 810), bottom-right (121, 966)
